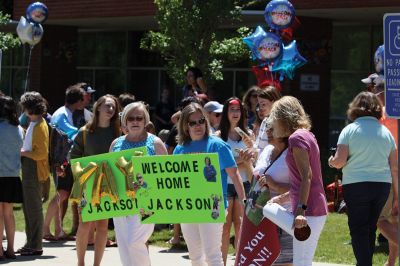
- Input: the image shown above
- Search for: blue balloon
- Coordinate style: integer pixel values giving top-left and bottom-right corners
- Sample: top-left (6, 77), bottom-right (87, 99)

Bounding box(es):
top-left (243, 26), bottom-right (283, 64)
top-left (374, 45), bottom-right (384, 74)
top-left (26, 2), bottom-right (48, 24)
top-left (271, 40), bottom-right (307, 80)
top-left (264, 0), bottom-right (295, 30)
top-left (32, 23), bottom-right (44, 44)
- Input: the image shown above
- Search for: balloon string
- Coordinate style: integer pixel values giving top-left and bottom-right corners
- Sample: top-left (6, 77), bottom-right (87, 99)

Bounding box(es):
top-left (269, 65), bottom-right (274, 82)
top-left (24, 45), bottom-right (34, 93)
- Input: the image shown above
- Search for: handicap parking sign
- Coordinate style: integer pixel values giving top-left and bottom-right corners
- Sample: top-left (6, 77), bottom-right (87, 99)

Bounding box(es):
top-left (384, 14), bottom-right (400, 118)
top-left (388, 18), bottom-right (400, 56)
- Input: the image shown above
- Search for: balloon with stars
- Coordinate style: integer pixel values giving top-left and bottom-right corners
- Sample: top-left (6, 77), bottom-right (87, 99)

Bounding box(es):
top-left (272, 40), bottom-right (307, 80)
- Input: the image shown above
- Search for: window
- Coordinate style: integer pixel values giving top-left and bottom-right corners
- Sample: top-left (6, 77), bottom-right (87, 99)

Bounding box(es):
top-left (329, 24), bottom-right (382, 146)
top-left (0, 46), bottom-right (30, 99)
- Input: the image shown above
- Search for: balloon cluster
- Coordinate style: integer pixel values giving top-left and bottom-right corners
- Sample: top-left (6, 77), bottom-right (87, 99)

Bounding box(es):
top-left (243, 0), bottom-right (306, 87)
top-left (16, 2), bottom-right (48, 46)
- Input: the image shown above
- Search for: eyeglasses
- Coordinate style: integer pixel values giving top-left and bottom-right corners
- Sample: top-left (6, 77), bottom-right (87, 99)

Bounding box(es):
top-left (127, 116), bottom-right (144, 122)
top-left (188, 117), bottom-right (206, 127)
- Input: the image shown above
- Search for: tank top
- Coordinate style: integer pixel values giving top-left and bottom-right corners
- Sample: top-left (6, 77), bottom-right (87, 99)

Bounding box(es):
top-left (226, 137), bottom-right (248, 183)
top-left (112, 134), bottom-right (156, 155)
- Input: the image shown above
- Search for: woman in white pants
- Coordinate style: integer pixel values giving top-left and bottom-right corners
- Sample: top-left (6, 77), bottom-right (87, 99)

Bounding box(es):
top-left (174, 103), bottom-right (245, 266)
top-left (110, 102), bottom-right (168, 266)
top-left (267, 96), bottom-right (328, 266)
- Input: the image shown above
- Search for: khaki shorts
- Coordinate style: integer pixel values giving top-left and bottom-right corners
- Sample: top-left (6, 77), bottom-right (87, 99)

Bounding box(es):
top-left (379, 186), bottom-right (396, 223)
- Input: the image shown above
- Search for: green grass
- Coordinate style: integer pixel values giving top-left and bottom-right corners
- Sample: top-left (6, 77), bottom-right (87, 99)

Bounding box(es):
top-left (314, 213), bottom-right (396, 265)
top-left (14, 184), bottom-right (396, 265)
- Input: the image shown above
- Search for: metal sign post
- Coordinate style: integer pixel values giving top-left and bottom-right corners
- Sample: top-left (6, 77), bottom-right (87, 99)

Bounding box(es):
top-left (383, 13), bottom-right (400, 250)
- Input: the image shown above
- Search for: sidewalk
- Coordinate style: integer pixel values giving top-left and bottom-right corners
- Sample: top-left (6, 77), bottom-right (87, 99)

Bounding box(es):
top-left (0, 232), bottom-right (350, 265)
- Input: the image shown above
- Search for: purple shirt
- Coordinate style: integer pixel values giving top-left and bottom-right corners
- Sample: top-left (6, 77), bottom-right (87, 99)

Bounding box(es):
top-left (286, 129), bottom-right (328, 216)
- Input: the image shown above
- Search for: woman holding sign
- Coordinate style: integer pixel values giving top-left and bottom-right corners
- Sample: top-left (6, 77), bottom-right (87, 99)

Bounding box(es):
top-left (109, 102), bottom-right (167, 266)
top-left (174, 102), bottom-right (246, 266)
top-left (70, 94), bottom-right (121, 266)
top-left (254, 127), bottom-right (292, 265)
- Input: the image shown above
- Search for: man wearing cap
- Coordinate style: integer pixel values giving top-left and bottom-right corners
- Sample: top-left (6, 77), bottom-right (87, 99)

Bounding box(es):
top-left (204, 101), bottom-right (223, 133)
top-left (73, 83), bottom-right (95, 129)
top-left (43, 83), bottom-right (94, 241)
top-left (361, 73), bottom-right (379, 91)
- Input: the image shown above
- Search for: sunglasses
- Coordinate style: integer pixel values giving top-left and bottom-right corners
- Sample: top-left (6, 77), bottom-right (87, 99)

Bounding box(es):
top-left (127, 116), bottom-right (144, 122)
top-left (188, 117), bottom-right (206, 127)
top-left (250, 94), bottom-right (258, 98)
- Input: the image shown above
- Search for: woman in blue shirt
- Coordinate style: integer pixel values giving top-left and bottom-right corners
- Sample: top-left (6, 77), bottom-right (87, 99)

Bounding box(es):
top-left (174, 103), bottom-right (245, 266)
top-left (329, 91), bottom-right (398, 266)
top-left (0, 95), bottom-right (23, 259)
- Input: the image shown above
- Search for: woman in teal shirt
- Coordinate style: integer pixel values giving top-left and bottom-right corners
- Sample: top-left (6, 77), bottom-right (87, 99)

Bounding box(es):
top-left (329, 91), bottom-right (398, 266)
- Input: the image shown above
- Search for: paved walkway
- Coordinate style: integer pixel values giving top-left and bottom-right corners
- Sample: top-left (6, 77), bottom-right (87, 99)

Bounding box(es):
top-left (0, 232), bottom-right (350, 265)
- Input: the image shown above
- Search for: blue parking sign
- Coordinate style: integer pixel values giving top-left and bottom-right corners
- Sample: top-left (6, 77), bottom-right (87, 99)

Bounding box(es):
top-left (384, 13), bottom-right (400, 118)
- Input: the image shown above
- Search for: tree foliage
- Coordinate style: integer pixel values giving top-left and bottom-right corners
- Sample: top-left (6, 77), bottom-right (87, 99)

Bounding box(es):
top-left (0, 12), bottom-right (21, 51)
top-left (140, 0), bottom-right (252, 85)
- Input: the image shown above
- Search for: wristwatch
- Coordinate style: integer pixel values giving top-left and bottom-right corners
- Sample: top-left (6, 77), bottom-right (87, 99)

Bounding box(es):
top-left (241, 199), bottom-right (247, 206)
top-left (297, 203), bottom-right (307, 210)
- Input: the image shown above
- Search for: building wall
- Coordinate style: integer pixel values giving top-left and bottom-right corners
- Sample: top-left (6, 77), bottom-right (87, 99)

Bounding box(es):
top-left (13, 0), bottom-right (156, 20)
top-left (287, 17), bottom-right (332, 149)
top-left (292, 0), bottom-right (398, 9)
top-left (40, 26), bottom-right (78, 111)
top-left (13, 0), bottom-right (399, 20)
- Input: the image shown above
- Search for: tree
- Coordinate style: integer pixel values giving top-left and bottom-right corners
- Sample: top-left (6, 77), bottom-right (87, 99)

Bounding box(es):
top-left (0, 11), bottom-right (21, 51)
top-left (140, 0), bottom-right (251, 86)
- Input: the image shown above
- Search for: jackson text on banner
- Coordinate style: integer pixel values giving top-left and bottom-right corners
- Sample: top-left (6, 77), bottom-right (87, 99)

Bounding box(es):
top-left (132, 153), bottom-right (226, 224)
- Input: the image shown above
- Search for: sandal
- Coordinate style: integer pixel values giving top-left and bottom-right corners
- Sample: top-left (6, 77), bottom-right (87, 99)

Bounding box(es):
top-left (20, 248), bottom-right (43, 256)
top-left (57, 233), bottom-right (76, 241)
top-left (16, 247), bottom-right (28, 254)
top-left (106, 239), bottom-right (118, 247)
top-left (166, 238), bottom-right (180, 245)
top-left (4, 250), bottom-right (16, 259)
top-left (43, 234), bottom-right (58, 241)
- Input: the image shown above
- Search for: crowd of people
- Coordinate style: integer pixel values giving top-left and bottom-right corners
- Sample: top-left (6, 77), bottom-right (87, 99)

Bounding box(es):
top-left (0, 66), bottom-right (398, 266)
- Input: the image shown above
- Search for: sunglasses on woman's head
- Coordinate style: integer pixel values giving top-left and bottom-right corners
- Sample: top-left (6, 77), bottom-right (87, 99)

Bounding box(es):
top-left (127, 116), bottom-right (144, 122)
top-left (188, 117), bottom-right (206, 127)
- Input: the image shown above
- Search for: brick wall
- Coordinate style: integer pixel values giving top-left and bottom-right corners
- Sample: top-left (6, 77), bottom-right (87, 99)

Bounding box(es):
top-left (13, 0), bottom-right (399, 21)
top-left (290, 0), bottom-right (397, 9)
top-left (13, 0), bottom-right (156, 20)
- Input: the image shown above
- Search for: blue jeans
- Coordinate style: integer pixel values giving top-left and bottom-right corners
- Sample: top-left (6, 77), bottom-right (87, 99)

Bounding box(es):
top-left (343, 182), bottom-right (390, 266)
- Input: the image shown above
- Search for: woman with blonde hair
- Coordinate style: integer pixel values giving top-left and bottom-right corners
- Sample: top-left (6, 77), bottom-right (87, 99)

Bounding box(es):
top-left (267, 96), bottom-right (327, 266)
top-left (70, 94), bottom-right (121, 266)
top-left (110, 101), bottom-right (167, 266)
top-left (254, 86), bottom-right (282, 153)
top-left (174, 102), bottom-right (245, 266)
top-left (329, 91), bottom-right (397, 266)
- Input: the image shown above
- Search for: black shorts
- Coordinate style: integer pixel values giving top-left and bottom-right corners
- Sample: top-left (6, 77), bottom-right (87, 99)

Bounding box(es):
top-left (0, 177), bottom-right (23, 203)
top-left (56, 164), bottom-right (73, 192)
top-left (227, 181), bottom-right (251, 199)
